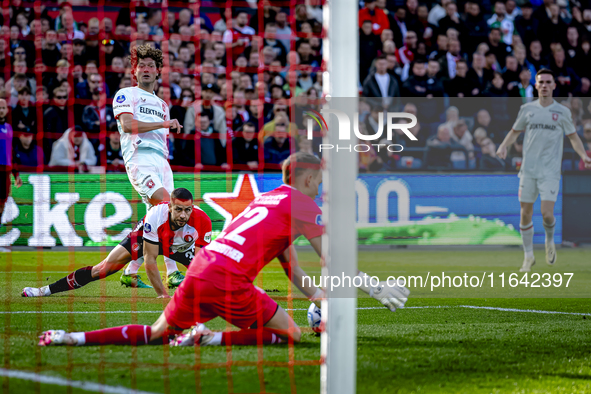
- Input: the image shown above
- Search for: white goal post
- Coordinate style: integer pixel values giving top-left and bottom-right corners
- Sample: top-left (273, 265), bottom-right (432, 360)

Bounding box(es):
top-left (321, 1), bottom-right (358, 394)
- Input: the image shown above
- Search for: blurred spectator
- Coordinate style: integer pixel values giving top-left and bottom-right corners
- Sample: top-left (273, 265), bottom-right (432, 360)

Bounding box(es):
top-left (466, 53), bottom-right (492, 96)
top-left (43, 87), bottom-right (70, 161)
top-left (106, 57), bottom-right (125, 97)
top-left (474, 109), bottom-right (492, 138)
top-left (233, 122), bottom-right (259, 169)
top-left (426, 123), bottom-right (465, 168)
top-left (514, 2), bottom-right (538, 48)
top-left (360, 20), bottom-right (381, 83)
top-left (358, 0), bottom-right (390, 36)
top-left (223, 11), bottom-right (255, 62)
top-left (473, 127), bottom-right (488, 147)
top-left (12, 87), bottom-right (36, 134)
top-left (444, 59), bottom-right (471, 97)
top-left (274, 11), bottom-right (292, 52)
top-left (409, 3), bottom-right (436, 47)
top-left (438, 38), bottom-right (464, 79)
top-left (264, 23), bottom-right (288, 66)
top-left (82, 90), bottom-right (115, 133)
top-left (509, 68), bottom-right (535, 102)
top-left (527, 40), bottom-right (548, 73)
top-left (479, 138), bottom-right (507, 170)
top-left (14, 129), bottom-right (43, 168)
top-left (396, 30), bottom-right (418, 77)
top-left (72, 38), bottom-right (86, 65)
top-left (487, 27), bottom-right (509, 67)
top-left (264, 121), bottom-right (292, 165)
top-left (6, 74), bottom-right (34, 108)
top-left (487, 0), bottom-right (514, 45)
top-left (503, 55), bottom-right (521, 90)
top-left (45, 59), bottom-right (71, 95)
top-left (428, 0), bottom-right (450, 27)
top-left (550, 47), bottom-right (580, 97)
top-left (507, 133), bottom-right (524, 170)
top-left (463, 1), bottom-right (489, 55)
top-left (362, 55), bottom-right (400, 108)
top-left (105, 129), bottom-right (124, 172)
top-left (49, 126), bottom-right (97, 172)
top-left (194, 112), bottom-right (228, 169)
top-left (538, 4), bottom-right (567, 54)
top-left (42, 30), bottom-right (60, 67)
top-left (76, 73), bottom-right (109, 100)
top-left (450, 119), bottom-right (475, 167)
top-left (388, 6), bottom-right (409, 50)
top-left (403, 61), bottom-right (434, 97)
top-left (438, 1), bottom-right (465, 39)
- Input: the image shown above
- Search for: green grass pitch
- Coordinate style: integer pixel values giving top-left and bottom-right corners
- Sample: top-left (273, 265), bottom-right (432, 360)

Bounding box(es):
top-left (1, 247), bottom-right (590, 393)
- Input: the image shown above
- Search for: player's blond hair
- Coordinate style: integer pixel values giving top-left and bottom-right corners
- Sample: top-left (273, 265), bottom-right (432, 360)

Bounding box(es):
top-left (282, 152), bottom-right (321, 185)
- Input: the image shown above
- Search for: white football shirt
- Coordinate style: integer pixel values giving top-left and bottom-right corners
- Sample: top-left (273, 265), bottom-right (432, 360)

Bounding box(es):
top-left (113, 86), bottom-right (170, 164)
top-left (512, 100), bottom-right (576, 180)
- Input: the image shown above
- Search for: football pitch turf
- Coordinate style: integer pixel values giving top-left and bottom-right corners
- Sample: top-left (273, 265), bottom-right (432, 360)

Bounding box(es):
top-left (1, 247), bottom-right (590, 394)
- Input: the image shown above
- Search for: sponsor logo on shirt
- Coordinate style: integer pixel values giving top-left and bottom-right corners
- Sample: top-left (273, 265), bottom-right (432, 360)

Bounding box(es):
top-left (253, 194), bottom-right (288, 205)
top-left (315, 214), bottom-right (323, 226)
top-left (146, 179), bottom-right (155, 189)
top-left (184, 234), bottom-right (194, 243)
top-left (144, 223), bottom-right (152, 233)
top-left (529, 123), bottom-right (557, 131)
top-left (116, 95), bottom-right (126, 103)
top-left (552, 113), bottom-right (558, 121)
top-left (139, 106), bottom-right (166, 120)
top-left (141, 97), bottom-right (146, 102)
top-left (204, 231), bottom-right (212, 243)
top-left (206, 241), bottom-right (244, 262)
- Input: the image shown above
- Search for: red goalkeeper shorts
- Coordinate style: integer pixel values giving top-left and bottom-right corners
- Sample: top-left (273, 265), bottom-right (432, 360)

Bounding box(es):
top-left (164, 274), bottom-right (279, 330)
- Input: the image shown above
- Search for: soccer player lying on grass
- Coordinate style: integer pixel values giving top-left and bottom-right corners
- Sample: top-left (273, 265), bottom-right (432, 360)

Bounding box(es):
top-left (37, 153), bottom-right (409, 347)
top-left (22, 188), bottom-right (212, 299)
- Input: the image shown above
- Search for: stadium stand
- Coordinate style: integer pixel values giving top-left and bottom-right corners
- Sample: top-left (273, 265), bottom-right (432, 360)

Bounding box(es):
top-left (4, 0), bottom-right (591, 173)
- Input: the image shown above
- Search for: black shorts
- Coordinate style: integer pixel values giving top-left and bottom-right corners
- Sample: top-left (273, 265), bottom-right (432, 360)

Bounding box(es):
top-left (0, 169), bottom-right (10, 204)
top-left (119, 222), bottom-right (197, 267)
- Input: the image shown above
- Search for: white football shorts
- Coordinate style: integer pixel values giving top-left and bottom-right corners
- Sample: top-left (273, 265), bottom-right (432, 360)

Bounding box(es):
top-left (518, 176), bottom-right (560, 203)
top-left (125, 149), bottom-right (174, 205)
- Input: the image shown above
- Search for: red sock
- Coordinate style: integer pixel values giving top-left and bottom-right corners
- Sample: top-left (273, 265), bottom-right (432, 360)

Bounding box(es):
top-left (221, 328), bottom-right (282, 346)
top-left (83, 325), bottom-right (152, 346)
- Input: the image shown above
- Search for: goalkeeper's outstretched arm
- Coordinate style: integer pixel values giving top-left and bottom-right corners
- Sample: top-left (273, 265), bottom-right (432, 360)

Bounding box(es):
top-left (279, 239), bottom-right (324, 306)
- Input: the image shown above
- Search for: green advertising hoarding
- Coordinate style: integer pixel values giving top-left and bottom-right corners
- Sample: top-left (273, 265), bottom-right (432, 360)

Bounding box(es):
top-left (1, 172), bottom-right (530, 247)
top-left (1, 173), bottom-right (250, 247)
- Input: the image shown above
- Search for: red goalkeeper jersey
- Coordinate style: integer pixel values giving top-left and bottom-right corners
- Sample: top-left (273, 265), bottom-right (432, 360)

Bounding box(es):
top-left (188, 184), bottom-right (324, 288)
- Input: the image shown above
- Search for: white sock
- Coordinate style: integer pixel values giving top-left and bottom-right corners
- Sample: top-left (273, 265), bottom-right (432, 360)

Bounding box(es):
top-left (164, 257), bottom-right (179, 276)
top-left (124, 257), bottom-right (144, 275)
top-left (357, 271), bottom-right (372, 294)
top-left (543, 218), bottom-right (556, 243)
top-left (520, 222), bottom-right (534, 259)
top-left (203, 332), bottom-right (222, 346)
top-left (71, 332), bottom-right (86, 346)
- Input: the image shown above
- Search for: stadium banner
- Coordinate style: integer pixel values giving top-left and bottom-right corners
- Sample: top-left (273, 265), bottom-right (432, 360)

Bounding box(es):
top-left (1, 172), bottom-right (558, 247)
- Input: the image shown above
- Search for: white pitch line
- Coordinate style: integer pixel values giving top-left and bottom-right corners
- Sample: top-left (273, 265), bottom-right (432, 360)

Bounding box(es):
top-left (1, 305), bottom-right (590, 316)
top-left (0, 368), bottom-right (158, 394)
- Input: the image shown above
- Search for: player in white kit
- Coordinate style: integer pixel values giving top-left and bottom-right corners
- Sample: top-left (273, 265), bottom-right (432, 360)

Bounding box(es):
top-left (497, 69), bottom-right (591, 272)
top-left (112, 44), bottom-right (186, 288)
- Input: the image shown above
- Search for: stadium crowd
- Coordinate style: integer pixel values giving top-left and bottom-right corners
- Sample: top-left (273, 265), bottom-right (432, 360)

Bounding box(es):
top-left (2, 0), bottom-right (591, 173)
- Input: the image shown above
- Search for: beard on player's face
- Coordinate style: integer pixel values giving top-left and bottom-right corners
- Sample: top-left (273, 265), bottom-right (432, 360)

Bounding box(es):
top-left (169, 202), bottom-right (192, 228)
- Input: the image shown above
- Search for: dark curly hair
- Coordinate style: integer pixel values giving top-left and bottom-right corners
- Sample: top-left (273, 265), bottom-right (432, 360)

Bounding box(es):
top-left (129, 44), bottom-right (164, 81)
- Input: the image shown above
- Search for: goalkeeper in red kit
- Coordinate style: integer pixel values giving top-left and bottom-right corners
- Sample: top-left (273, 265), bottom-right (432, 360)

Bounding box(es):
top-left (38, 153), bottom-right (409, 347)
